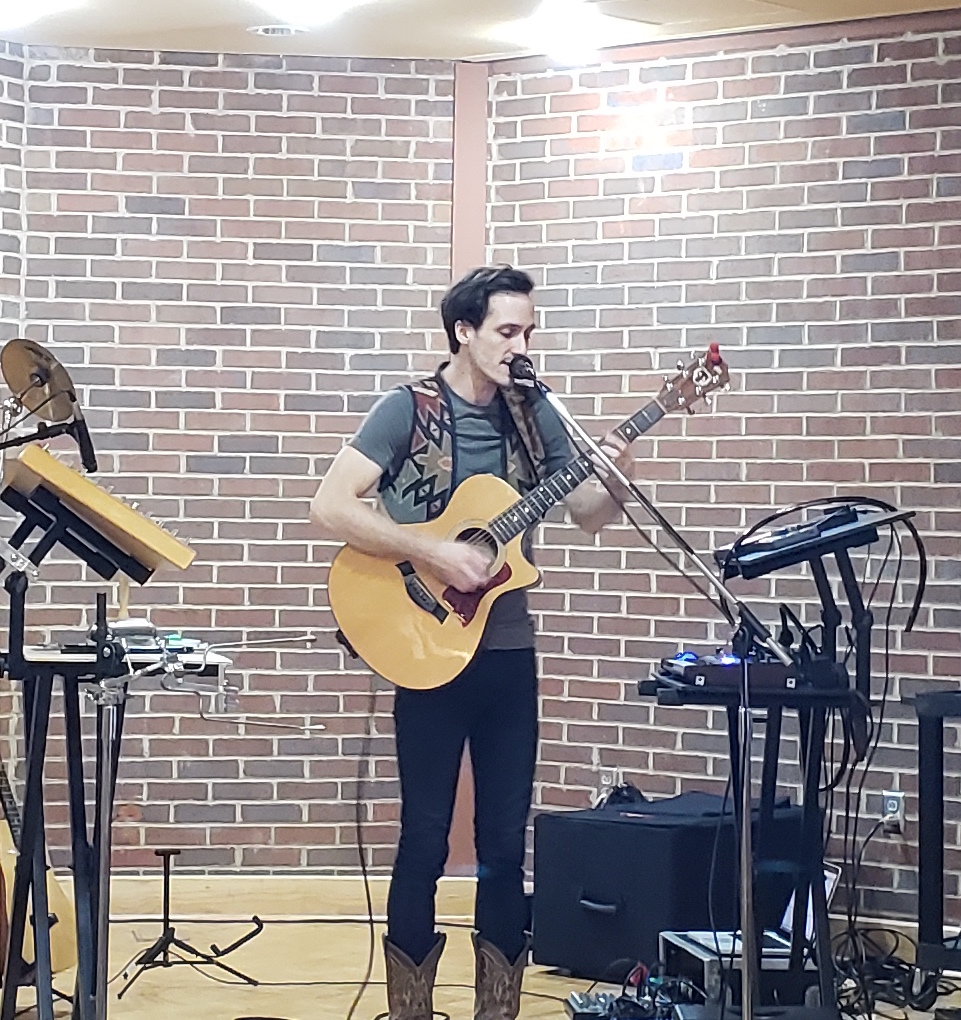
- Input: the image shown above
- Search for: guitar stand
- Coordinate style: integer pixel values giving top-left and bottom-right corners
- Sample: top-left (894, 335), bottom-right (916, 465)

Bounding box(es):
top-left (117, 849), bottom-right (261, 999)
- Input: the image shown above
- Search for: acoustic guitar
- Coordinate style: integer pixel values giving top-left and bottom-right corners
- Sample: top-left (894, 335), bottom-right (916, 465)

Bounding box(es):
top-left (327, 346), bottom-right (729, 690)
top-left (0, 759), bottom-right (77, 975)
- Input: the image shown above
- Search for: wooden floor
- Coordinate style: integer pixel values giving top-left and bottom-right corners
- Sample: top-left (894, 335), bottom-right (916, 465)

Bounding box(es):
top-left (18, 875), bottom-right (952, 1020)
top-left (21, 875), bottom-right (594, 1020)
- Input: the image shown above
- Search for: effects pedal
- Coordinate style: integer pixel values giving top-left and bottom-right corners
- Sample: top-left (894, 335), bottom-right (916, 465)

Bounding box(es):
top-left (566, 992), bottom-right (617, 1020)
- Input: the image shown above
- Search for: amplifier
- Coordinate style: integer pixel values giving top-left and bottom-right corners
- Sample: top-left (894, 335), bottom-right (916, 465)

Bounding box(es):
top-left (532, 793), bottom-right (802, 982)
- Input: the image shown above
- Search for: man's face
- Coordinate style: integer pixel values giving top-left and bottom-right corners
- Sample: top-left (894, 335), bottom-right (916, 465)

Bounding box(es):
top-left (456, 290), bottom-right (535, 388)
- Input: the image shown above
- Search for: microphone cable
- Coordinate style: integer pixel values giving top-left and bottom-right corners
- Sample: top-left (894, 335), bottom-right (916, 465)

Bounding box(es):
top-left (510, 355), bottom-right (736, 627)
top-left (345, 675), bottom-right (378, 1020)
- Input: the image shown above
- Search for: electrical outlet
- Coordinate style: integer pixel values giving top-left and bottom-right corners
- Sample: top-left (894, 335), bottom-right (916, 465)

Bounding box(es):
top-left (882, 790), bottom-right (905, 834)
top-left (592, 768), bottom-right (619, 805)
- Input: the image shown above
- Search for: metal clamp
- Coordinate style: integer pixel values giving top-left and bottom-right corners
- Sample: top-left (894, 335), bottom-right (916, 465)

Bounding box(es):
top-left (161, 631), bottom-right (327, 735)
top-left (0, 539), bottom-right (40, 580)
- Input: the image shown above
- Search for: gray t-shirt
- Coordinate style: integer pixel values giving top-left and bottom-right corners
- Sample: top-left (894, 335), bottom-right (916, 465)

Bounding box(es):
top-left (349, 384), bottom-right (575, 649)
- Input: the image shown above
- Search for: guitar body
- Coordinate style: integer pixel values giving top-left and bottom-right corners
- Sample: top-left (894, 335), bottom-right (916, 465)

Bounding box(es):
top-left (0, 821), bottom-right (78, 974)
top-left (328, 474), bottom-right (539, 690)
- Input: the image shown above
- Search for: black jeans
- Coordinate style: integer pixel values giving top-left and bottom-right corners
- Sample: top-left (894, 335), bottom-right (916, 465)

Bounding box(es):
top-left (386, 647), bottom-right (538, 966)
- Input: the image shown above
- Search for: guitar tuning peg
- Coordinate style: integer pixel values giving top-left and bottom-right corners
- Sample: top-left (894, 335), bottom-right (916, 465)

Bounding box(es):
top-left (686, 406), bottom-right (695, 415)
top-left (676, 359), bottom-right (684, 371)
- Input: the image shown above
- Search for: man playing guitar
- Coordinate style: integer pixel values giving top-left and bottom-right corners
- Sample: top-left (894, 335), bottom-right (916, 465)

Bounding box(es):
top-left (311, 266), bottom-right (636, 1020)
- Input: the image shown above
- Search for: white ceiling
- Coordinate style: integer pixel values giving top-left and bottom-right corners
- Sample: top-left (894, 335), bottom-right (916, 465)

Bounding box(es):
top-left (0, 0), bottom-right (956, 61)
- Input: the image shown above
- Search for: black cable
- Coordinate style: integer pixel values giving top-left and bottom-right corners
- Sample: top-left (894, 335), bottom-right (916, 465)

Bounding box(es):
top-left (345, 679), bottom-right (379, 1020)
top-left (706, 772), bottom-right (733, 1016)
top-left (852, 819), bottom-right (885, 892)
top-left (557, 414), bottom-right (736, 627)
top-left (616, 497), bottom-right (736, 626)
top-left (837, 523), bottom-right (898, 951)
top-left (833, 925), bottom-right (939, 1015)
top-left (722, 496), bottom-right (925, 632)
top-left (831, 531), bottom-right (939, 1020)
top-left (168, 949), bottom-right (585, 1005)
top-left (847, 527), bottom-right (902, 934)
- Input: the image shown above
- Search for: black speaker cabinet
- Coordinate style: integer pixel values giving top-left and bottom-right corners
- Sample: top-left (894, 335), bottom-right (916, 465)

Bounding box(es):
top-left (532, 792), bottom-right (803, 981)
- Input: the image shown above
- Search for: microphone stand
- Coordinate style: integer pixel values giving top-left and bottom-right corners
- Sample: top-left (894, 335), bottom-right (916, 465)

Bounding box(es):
top-left (537, 383), bottom-right (792, 1020)
top-left (0, 405), bottom-right (98, 472)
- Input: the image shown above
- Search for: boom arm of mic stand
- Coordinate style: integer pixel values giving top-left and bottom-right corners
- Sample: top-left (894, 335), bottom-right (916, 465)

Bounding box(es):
top-left (0, 420), bottom-right (75, 452)
top-left (540, 388), bottom-right (793, 668)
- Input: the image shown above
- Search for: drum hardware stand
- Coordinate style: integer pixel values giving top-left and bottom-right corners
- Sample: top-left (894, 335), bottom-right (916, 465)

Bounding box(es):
top-left (510, 356), bottom-right (796, 1020)
top-left (117, 849), bottom-right (261, 999)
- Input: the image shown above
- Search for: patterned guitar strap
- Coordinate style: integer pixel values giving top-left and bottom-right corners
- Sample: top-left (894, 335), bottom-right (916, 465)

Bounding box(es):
top-left (498, 382), bottom-right (546, 494)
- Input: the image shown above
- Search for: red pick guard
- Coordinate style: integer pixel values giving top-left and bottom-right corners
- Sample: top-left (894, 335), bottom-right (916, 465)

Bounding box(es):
top-left (443, 562), bottom-right (513, 625)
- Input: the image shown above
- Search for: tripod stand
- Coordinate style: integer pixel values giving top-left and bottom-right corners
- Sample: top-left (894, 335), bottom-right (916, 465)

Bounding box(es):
top-left (118, 849), bottom-right (262, 998)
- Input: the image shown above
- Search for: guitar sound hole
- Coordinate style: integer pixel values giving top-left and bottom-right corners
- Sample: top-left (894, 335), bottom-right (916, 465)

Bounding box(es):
top-left (455, 527), bottom-right (498, 560)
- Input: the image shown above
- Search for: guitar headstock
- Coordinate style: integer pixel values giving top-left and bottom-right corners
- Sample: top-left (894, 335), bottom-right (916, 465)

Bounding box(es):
top-left (657, 342), bottom-right (730, 415)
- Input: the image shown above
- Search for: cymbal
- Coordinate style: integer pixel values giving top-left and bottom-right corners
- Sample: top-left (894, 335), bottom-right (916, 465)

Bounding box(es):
top-left (0, 338), bottom-right (76, 422)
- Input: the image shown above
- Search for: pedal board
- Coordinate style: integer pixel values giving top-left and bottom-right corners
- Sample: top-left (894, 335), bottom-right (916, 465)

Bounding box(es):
top-left (657, 652), bottom-right (801, 692)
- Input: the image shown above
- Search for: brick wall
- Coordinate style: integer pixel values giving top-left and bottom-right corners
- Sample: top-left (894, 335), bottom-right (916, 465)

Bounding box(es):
top-left (0, 45), bottom-right (453, 871)
top-left (0, 41), bottom-right (22, 333)
top-left (0, 11), bottom-right (956, 920)
top-left (489, 10), bottom-right (961, 918)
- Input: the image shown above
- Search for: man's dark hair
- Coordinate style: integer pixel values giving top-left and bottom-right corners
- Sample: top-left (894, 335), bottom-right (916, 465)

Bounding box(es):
top-left (440, 265), bottom-right (534, 353)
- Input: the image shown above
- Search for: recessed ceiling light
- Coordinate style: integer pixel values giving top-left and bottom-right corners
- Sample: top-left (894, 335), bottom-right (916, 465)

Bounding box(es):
top-left (489, 0), bottom-right (650, 65)
top-left (248, 24), bottom-right (308, 36)
top-left (252, 0), bottom-right (376, 29)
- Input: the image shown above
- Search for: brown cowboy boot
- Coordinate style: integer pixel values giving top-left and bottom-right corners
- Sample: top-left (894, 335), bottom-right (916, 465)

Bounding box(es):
top-left (472, 932), bottom-right (529, 1020)
top-left (383, 933), bottom-right (446, 1020)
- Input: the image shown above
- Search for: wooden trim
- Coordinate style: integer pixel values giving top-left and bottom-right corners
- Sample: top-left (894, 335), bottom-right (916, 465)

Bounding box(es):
top-left (450, 61), bottom-right (490, 280)
top-left (446, 60), bottom-right (491, 874)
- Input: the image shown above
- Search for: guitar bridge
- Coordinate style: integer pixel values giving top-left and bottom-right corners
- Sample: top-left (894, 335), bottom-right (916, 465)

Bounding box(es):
top-left (396, 562), bottom-right (449, 623)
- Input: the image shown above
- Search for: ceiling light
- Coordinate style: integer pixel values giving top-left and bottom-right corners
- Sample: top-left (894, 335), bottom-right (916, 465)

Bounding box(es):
top-left (251, 0), bottom-right (376, 29)
top-left (0, 0), bottom-right (84, 31)
top-left (490, 0), bottom-right (647, 65)
top-left (248, 24), bottom-right (309, 36)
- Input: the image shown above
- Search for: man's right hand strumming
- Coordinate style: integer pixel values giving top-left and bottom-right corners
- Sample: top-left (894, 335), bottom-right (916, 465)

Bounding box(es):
top-left (425, 541), bottom-right (492, 593)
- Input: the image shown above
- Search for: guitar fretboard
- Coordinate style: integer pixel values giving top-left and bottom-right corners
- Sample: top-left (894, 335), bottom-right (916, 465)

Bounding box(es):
top-left (489, 399), bottom-right (665, 543)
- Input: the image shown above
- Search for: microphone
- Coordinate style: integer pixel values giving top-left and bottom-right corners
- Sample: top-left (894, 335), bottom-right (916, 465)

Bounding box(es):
top-left (70, 406), bottom-right (99, 473)
top-left (508, 354), bottom-right (538, 391)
